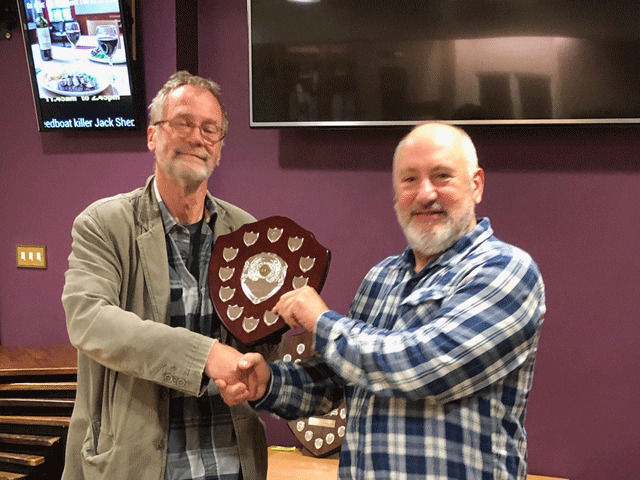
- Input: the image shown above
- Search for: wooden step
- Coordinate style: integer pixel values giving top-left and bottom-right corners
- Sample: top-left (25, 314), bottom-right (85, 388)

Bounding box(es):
top-left (0, 433), bottom-right (60, 447)
top-left (0, 451), bottom-right (44, 467)
top-left (0, 416), bottom-right (71, 427)
top-left (0, 382), bottom-right (77, 392)
top-left (0, 398), bottom-right (75, 409)
top-left (0, 470), bottom-right (27, 479)
top-left (0, 345), bottom-right (77, 377)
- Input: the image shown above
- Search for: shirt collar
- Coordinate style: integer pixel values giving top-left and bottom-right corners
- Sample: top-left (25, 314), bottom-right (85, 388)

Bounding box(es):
top-left (398, 217), bottom-right (493, 273)
top-left (153, 177), bottom-right (217, 232)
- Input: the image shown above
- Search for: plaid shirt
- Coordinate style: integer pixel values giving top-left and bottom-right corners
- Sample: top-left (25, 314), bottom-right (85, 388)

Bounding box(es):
top-left (156, 182), bottom-right (241, 480)
top-left (258, 218), bottom-right (545, 480)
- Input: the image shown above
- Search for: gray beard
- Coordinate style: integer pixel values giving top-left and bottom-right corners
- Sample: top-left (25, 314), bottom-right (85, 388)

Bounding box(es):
top-left (397, 200), bottom-right (475, 262)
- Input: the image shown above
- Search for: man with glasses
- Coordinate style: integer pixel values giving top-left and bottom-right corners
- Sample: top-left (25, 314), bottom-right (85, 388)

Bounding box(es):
top-left (62, 71), bottom-right (282, 480)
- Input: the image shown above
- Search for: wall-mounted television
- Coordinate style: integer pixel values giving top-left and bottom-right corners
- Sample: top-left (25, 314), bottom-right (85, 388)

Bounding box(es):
top-left (248, 0), bottom-right (640, 127)
top-left (16, 0), bottom-right (144, 132)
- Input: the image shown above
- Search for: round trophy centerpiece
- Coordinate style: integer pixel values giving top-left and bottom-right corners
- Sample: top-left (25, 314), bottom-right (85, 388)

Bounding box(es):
top-left (208, 216), bottom-right (331, 345)
top-left (241, 252), bottom-right (288, 305)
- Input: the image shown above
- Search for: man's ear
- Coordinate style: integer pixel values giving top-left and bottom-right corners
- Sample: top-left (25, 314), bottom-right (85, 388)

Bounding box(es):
top-left (472, 168), bottom-right (485, 204)
top-left (147, 125), bottom-right (157, 152)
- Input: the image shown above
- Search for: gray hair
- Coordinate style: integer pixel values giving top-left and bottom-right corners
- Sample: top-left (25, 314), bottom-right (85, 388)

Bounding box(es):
top-left (148, 71), bottom-right (229, 134)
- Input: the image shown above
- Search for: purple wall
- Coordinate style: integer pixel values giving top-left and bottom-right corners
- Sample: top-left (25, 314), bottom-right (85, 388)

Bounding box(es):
top-left (1, 2), bottom-right (640, 479)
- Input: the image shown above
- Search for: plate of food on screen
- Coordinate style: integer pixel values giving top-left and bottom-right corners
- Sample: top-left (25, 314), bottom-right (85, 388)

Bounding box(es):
top-left (38, 69), bottom-right (110, 97)
top-left (89, 47), bottom-right (126, 64)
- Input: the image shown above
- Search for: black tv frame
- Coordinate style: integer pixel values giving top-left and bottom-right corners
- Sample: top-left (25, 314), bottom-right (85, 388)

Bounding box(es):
top-left (248, 0), bottom-right (640, 128)
top-left (16, 0), bottom-right (145, 132)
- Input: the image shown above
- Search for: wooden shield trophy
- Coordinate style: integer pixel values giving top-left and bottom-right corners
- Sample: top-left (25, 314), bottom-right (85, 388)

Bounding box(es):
top-left (208, 216), bottom-right (330, 345)
top-left (283, 330), bottom-right (347, 458)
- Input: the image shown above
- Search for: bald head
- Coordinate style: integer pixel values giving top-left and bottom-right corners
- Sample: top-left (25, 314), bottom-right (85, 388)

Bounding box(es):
top-left (391, 123), bottom-right (484, 271)
top-left (393, 123), bottom-right (479, 180)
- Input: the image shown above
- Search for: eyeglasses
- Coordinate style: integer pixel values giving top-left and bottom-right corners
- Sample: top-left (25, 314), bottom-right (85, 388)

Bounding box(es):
top-left (153, 118), bottom-right (226, 144)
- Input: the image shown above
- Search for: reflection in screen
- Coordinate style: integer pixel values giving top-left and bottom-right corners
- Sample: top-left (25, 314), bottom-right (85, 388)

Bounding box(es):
top-left (250, 0), bottom-right (640, 125)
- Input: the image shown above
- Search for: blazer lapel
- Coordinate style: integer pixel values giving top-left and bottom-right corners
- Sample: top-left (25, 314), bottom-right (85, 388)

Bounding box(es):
top-left (137, 177), bottom-right (170, 325)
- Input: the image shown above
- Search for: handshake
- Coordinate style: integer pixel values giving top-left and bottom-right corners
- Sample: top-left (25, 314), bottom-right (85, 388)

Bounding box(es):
top-left (205, 343), bottom-right (271, 406)
top-left (205, 285), bottom-right (329, 406)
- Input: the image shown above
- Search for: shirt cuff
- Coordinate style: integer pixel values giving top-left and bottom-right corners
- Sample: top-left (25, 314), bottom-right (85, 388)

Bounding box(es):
top-left (199, 338), bottom-right (219, 395)
top-left (252, 364), bottom-right (280, 410)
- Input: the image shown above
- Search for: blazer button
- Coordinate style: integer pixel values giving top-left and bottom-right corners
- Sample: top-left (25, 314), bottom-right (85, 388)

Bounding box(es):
top-left (177, 378), bottom-right (186, 387)
top-left (164, 374), bottom-right (173, 383)
top-left (155, 440), bottom-right (165, 450)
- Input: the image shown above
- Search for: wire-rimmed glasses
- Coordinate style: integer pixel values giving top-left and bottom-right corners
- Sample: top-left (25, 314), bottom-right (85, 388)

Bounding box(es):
top-left (153, 118), bottom-right (227, 144)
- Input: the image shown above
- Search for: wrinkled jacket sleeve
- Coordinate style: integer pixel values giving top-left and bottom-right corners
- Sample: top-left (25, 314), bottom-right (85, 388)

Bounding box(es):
top-left (63, 199), bottom-right (214, 397)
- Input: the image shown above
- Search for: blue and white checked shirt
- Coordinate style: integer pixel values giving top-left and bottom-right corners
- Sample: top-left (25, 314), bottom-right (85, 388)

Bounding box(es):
top-left (157, 182), bottom-right (241, 480)
top-left (258, 218), bottom-right (545, 480)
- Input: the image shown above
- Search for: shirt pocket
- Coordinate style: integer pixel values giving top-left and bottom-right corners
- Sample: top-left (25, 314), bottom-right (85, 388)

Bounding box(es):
top-left (395, 285), bottom-right (450, 330)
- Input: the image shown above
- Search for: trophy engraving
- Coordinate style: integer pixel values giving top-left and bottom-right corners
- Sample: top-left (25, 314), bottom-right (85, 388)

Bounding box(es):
top-left (223, 247), bottom-right (238, 262)
top-left (243, 231), bottom-right (259, 246)
top-left (299, 256), bottom-right (315, 273)
top-left (219, 286), bottom-right (235, 302)
top-left (288, 237), bottom-right (303, 252)
top-left (268, 227), bottom-right (283, 243)
top-left (227, 305), bottom-right (243, 321)
top-left (242, 316), bottom-right (260, 333)
top-left (292, 276), bottom-right (308, 289)
top-left (208, 216), bottom-right (330, 345)
top-left (263, 310), bottom-right (279, 326)
top-left (218, 267), bottom-right (235, 282)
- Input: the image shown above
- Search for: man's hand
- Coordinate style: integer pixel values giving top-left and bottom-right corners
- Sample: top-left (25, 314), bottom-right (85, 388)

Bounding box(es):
top-left (215, 352), bottom-right (271, 406)
top-left (272, 286), bottom-right (329, 331)
top-left (204, 341), bottom-right (247, 388)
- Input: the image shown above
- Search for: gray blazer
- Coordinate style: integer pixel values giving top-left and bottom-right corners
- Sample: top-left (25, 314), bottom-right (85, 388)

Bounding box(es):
top-left (62, 176), bottom-right (281, 480)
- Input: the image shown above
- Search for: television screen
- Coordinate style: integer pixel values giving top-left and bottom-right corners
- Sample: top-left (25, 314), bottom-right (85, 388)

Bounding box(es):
top-left (17, 0), bottom-right (144, 131)
top-left (248, 0), bottom-right (640, 127)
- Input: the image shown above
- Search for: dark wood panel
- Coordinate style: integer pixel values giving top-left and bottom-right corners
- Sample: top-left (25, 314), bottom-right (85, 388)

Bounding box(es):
top-left (0, 346), bottom-right (76, 480)
top-left (0, 417), bottom-right (71, 428)
top-left (0, 383), bottom-right (77, 392)
top-left (0, 452), bottom-right (44, 467)
top-left (0, 470), bottom-right (27, 479)
top-left (0, 433), bottom-right (60, 447)
top-left (0, 399), bottom-right (75, 409)
top-left (0, 346), bottom-right (77, 377)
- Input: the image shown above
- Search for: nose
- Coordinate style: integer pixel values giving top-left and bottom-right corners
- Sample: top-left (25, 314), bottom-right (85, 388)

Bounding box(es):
top-left (186, 124), bottom-right (207, 145)
top-left (415, 179), bottom-right (437, 203)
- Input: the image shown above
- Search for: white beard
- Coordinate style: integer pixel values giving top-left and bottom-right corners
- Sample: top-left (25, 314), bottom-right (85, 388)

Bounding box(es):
top-left (396, 196), bottom-right (476, 262)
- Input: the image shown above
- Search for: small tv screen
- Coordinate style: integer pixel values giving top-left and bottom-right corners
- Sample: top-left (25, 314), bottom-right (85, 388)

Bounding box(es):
top-left (17, 0), bottom-right (144, 132)
top-left (248, 0), bottom-right (640, 127)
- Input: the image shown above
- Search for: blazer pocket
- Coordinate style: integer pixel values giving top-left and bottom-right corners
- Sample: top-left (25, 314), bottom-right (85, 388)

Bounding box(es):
top-left (81, 419), bottom-right (115, 467)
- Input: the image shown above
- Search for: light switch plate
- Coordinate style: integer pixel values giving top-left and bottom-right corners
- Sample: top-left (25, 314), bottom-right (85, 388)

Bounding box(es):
top-left (17, 245), bottom-right (47, 269)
